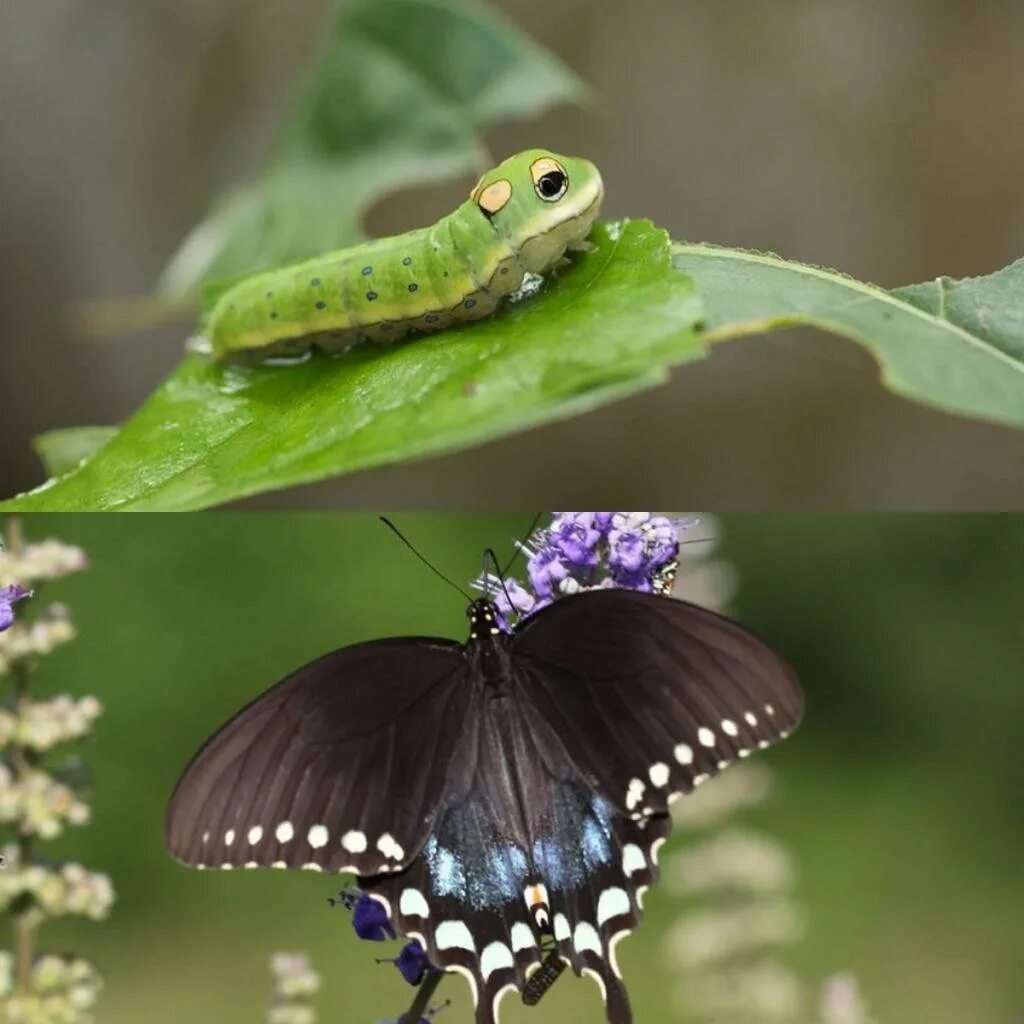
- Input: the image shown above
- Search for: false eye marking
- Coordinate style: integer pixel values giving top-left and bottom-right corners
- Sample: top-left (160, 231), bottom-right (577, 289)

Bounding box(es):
top-left (596, 887), bottom-right (631, 927)
top-left (476, 178), bottom-right (513, 216)
top-left (436, 919), bottom-right (476, 953)
top-left (400, 888), bottom-right (430, 918)
top-left (530, 156), bottom-right (569, 202)
top-left (524, 882), bottom-right (551, 931)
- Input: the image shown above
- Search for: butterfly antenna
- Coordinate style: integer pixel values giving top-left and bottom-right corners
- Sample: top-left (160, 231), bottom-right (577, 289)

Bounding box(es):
top-left (484, 548), bottom-right (516, 612)
top-left (502, 511), bottom-right (545, 576)
top-left (379, 517), bottom-right (472, 602)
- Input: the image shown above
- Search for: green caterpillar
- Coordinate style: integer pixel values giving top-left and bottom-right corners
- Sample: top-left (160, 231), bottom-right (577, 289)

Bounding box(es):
top-left (199, 149), bottom-right (604, 361)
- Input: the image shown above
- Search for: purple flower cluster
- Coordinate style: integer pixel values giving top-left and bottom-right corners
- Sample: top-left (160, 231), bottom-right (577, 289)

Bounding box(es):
top-left (0, 583), bottom-right (31, 632)
top-left (475, 512), bottom-right (686, 628)
top-left (336, 891), bottom-right (436, 987)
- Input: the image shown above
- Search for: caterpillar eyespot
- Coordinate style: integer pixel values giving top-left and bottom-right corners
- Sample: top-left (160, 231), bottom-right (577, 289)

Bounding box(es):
top-left (197, 149), bottom-right (604, 362)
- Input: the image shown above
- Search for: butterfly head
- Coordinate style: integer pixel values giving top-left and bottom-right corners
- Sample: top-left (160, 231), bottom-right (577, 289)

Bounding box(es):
top-left (466, 598), bottom-right (503, 642)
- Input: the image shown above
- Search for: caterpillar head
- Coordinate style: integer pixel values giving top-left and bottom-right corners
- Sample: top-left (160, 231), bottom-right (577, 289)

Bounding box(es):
top-left (470, 149), bottom-right (605, 274)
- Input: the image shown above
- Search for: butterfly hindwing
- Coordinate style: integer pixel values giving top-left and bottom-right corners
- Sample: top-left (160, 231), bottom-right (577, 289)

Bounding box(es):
top-left (164, 638), bottom-right (469, 875)
top-left (511, 589), bottom-right (804, 819)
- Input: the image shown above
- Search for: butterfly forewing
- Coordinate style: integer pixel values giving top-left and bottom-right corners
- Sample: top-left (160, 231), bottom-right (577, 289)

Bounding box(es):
top-left (511, 589), bottom-right (803, 819)
top-left (165, 638), bottom-right (469, 875)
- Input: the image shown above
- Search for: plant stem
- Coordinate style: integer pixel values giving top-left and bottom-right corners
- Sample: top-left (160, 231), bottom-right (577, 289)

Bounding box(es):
top-left (399, 969), bottom-right (443, 1023)
top-left (3, 516), bottom-right (36, 995)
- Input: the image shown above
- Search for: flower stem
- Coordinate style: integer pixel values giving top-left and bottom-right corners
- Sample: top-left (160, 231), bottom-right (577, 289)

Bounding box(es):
top-left (399, 968), bottom-right (443, 1023)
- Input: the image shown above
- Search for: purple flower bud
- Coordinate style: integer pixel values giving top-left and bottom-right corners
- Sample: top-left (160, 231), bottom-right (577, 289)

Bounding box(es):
top-left (494, 578), bottom-right (536, 618)
top-left (547, 513), bottom-right (601, 568)
top-left (526, 544), bottom-right (571, 599)
top-left (608, 513), bottom-right (680, 587)
top-left (352, 894), bottom-right (395, 941)
top-left (394, 939), bottom-right (432, 985)
top-left (0, 584), bottom-right (30, 633)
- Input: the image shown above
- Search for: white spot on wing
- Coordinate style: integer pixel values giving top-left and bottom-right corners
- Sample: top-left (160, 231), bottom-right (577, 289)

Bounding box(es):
top-left (510, 922), bottom-right (536, 952)
top-left (573, 922), bottom-right (602, 956)
top-left (674, 743), bottom-right (694, 765)
top-left (400, 888), bottom-right (430, 919)
top-left (648, 762), bottom-right (670, 788)
top-left (307, 824), bottom-right (328, 849)
top-left (480, 941), bottom-right (514, 980)
top-left (582, 966), bottom-right (607, 1001)
top-left (436, 920), bottom-right (476, 953)
top-left (625, 777), bottom-right (645, 810)
top-left (553, 913), bottom-right (572, 941)
top-left (745, 711), bottom-right (758, 726)
top-left (275, 821), bottom-right (294, 843)
top-left (597, 887), bottom-right (631, 926)
top-left (302, 862), bottom-right (323, 872)
top-left (341, 830), bottom-right (367, 853)
top-left (651, 837), bottom-right (666, 865)
top-left (608, 929), bottom-right (631, 979)
top-left (447, 963), bottom-right (478, 1008)
top-left (622, 843), bottom-right (646, 877)
top-left (698, 727), bottom-right (716, 748)
top-left (247, 825), bottom-right (263, 845)
top-left (376, 832), bottom-right (405, 861)
top-left (492, 983), bottom-right (516, 1021)
top-left (722, 718), bottom-right (739, 736)
top-left (224, 829), bottom-right (235, 847)
top-left (692, 773), bottom-right (709, 787)
top-left (765, 703), bottom-right (776, 716)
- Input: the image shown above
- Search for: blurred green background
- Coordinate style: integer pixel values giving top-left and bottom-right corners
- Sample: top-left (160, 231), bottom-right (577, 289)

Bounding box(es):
top-left (4, 513), bottom-right (1022, 1023)
top-left (3, 2), bottom-right (1024, 508)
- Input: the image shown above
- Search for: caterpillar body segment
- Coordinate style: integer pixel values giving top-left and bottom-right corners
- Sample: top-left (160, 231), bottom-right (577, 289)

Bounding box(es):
top-left (201, 149), bottom-right (604, 361)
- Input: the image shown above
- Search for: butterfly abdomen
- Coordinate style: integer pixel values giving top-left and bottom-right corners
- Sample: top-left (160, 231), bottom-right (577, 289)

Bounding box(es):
top-left (207, 203), bottom-right (525, 360)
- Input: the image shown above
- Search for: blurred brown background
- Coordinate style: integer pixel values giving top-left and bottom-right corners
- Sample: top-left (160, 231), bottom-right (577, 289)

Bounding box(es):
top-left (2, 0), bottom-right (1023, 508)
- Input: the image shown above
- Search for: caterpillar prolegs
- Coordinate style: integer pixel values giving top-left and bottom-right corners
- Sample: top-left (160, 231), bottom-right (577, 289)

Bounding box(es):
top-left (199, 149), bottom-right (604, 361)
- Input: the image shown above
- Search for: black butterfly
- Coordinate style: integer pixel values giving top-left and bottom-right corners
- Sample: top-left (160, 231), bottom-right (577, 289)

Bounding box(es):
top-left (165, 589), bottom-right (803, 1024)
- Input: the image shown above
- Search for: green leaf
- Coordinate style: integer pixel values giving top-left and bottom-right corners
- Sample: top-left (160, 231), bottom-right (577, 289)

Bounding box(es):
top-left (31, 427), bottom-right (119, 479)
top-left (673, 243), bottom-right (1024, 429)
top-left (2, 221), bottom-right (704, 512)
top-left (158, 0), bottom-right (585, 296)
